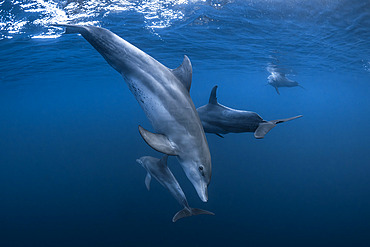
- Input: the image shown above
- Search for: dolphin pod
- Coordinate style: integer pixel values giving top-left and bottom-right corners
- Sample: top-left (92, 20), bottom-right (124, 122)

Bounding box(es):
top-left (56, 24), bottom-right (211, 203)
top-left (197, 86), bottom-right (302, 138)
top-left (56, 24), bottom-right (303, 222)
top-left (136, 155), bottom-right (214, 222)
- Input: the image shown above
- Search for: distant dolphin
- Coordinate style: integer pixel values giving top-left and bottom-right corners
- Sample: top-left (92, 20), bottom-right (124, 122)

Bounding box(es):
top-left (197, 86), bottom-right (302, 138)
top-left (267, 71), bottom-right (303, 95)
top-left (56, 24), bottom-right (211, 202)
top-left (136, 155), bottom-right (214, 222)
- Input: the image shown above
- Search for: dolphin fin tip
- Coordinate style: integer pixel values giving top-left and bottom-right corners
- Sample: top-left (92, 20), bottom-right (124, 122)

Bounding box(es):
top-left (209, 85), bottom-right (219, 104)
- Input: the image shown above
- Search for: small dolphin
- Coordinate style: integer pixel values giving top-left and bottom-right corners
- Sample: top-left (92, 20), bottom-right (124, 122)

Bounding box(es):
top-left (267, 71), bottom-right (303, 95)
top-left (197, 86), bottom-right (302, 138)
top-left (55, 24), bottom-right (211, 202)
top-left (136, 155), bottom-right (214, 222)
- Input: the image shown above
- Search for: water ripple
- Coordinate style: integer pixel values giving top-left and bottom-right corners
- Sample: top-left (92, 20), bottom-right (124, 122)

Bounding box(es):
top-left (1, 0), bottom-right (369, 74)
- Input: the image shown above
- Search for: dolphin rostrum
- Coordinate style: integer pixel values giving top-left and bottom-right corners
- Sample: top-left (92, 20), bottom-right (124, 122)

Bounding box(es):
top-left (56, 24), bottom-right (211, 202)
top-left (267, 71), bottom-right (303, 95)
top-left (197, 86), bottom-right (302, 138)
top-left (136, 155), bottom-right (214, 222)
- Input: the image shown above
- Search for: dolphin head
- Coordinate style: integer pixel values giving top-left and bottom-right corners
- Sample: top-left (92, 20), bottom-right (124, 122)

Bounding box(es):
top-left (136, 156), bottom-right (148, 168)
top-left (267, 74), bottom-right (277, 86)
top-left (180, 158), bottom-right (211, 203)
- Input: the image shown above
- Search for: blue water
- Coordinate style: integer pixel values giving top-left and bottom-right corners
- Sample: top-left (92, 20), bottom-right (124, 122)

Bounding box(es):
top-left (1, 0), bottom-right (370, 246)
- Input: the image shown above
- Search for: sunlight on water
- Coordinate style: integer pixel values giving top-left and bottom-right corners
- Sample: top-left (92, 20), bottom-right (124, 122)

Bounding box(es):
top-left (0, 0), bottom-right (369, 73)
top-left (0, 0), bottom-right (206, 39)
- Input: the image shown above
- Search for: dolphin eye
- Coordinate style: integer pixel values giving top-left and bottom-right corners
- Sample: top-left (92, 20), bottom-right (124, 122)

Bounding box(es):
top-left (199, 166), bottom-right (205, 176)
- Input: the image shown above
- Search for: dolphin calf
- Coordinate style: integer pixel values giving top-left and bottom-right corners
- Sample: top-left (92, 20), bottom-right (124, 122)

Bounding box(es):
top-left (55, 24), bottom-right (211, 202)
top-left (197, 86), bottom-right (302, 138)
top-left (267, 71), bottom-right (303, 95)
top-left (136, 155), bottom-right (214, 222)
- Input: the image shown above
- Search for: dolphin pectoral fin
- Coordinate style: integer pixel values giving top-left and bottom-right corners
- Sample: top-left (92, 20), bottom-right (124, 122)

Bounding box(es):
top-left (254, 122), bottom-right (276, 139)
top-left (138, 126), bottom-right (178, 156)
top-left (272, 115), bottom-right (303, 125)
top-left (274, 86), bottom-right (280, 95)
top-left (172, 55), bottom-right (192, 92)
top-left (215, 133), bottom-right (224, 138)
top-left (172, 207), bottom-right (215, 222)
top-left (145, 173), bottom-right (152, 191)
top-left (209, 85), bottom-right (219, 104)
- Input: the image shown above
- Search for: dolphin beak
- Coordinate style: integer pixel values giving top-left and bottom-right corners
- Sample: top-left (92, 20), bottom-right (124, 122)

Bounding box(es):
top-left (195, 181), bottom-right (208, 202)
top-left (136, 159), bottom-right (142, 165)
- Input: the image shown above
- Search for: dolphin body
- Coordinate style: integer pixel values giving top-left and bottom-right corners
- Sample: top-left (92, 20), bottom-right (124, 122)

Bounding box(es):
top-left (56, 24), bottom-right (211, 202)
top-left (136, 155), bottom-right (214, 222)
top-left (197, 86), bottom-right (302, 139)
top-left (267, 71), bottom-right (302, 95)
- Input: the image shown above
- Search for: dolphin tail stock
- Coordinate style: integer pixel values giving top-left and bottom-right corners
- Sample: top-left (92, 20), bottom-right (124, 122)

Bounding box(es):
top-left (172, 207), bottom-right (215, 222)
top-left (254, 115), bottom-right (303, 139)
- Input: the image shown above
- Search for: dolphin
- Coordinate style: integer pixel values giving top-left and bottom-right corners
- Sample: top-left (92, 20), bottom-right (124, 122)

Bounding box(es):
top-left (55, 24), bottom-right (211, 202)
top-left (197, 86), bottom-right (303, 138)
top-left (267, 71), bottom-right (303, 95)
top-left (136, 155), bottom-right (214, 222)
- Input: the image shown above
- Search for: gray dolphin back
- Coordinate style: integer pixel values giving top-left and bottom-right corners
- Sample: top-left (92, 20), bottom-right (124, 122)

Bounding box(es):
top-left (172, 207), bottom-right (215, 222)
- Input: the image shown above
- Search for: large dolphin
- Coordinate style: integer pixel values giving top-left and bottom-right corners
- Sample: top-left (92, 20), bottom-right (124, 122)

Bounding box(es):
top-left (197, 86), bottom-right (302, 138)
top-left (55, 24), bottom-right (211, 202)
top-left (136, 155), bottom-right (214, 222)
top-left (267, 71), bottom-right (303, 95)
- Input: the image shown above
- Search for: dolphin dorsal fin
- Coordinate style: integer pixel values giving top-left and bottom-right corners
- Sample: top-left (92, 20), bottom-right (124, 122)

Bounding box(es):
top-left (138, 126), bottom-right (178, 156)
top-left (209, 85), bottom-right (219, 104)
top-left (145, 173), bottom-right (152, 191)
top-left (159, 155), bottom-right (169, 167)
top-left (172, 55), bottom-right (192, 92)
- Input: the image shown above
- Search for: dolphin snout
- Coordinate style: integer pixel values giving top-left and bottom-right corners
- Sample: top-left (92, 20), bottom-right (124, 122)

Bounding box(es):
top-left (201, 188), bottom-right (208, 202)
top-left (136, 159), bottom-right (143, 165)
top-left (196, 182), bottom-right (208, 202)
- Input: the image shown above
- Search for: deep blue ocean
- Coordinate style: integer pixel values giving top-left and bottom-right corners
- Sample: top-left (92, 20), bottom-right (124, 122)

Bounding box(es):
top-left (1, 0), bottom-right (370, 246)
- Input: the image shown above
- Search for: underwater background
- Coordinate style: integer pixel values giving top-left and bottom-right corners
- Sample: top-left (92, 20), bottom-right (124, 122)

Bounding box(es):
top-left (1, 0), bottom-right (370, 246)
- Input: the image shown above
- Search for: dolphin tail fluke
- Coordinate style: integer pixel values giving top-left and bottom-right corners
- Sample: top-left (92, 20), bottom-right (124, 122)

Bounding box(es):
top-left (254, 115), bottom-right (303, 139)
top-left (271, 115), bottom-right (303, 125)
top-left (172, 207), bottom-right (215, 222)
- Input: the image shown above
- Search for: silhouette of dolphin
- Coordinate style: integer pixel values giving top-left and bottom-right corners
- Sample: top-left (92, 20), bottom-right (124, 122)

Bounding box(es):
top-left (136, 155), bottom-right (214, 222)
top-left (197, 86), bottom-right (302, 138)
top-left (56, 24), bottom-right (211, 202)
top-left (267, 71), bottom-right (303, 95)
